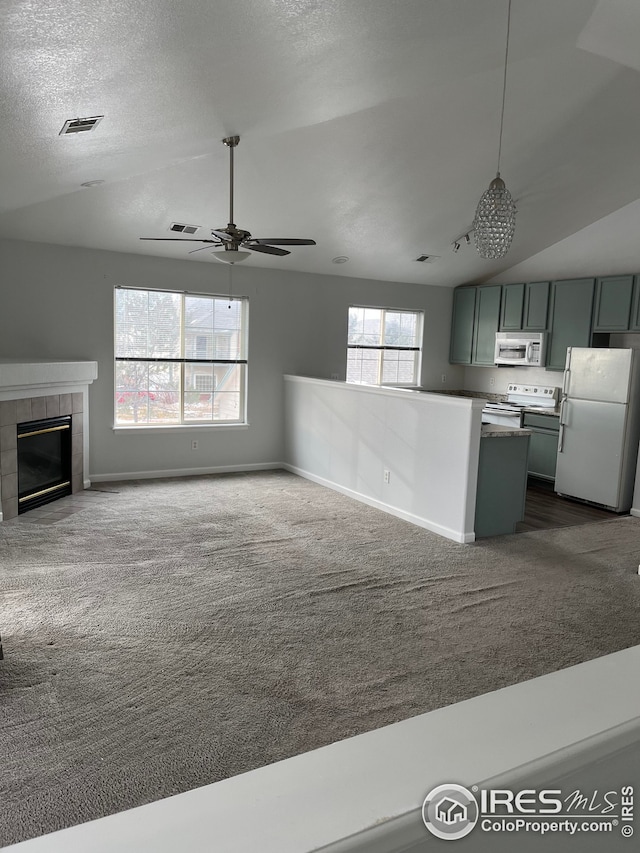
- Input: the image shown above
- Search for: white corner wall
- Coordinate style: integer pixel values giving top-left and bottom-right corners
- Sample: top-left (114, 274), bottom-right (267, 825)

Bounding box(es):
top-left (283, 376), bottom-right (483, 543)
top-left (0, 238), bottom-right (457, 480)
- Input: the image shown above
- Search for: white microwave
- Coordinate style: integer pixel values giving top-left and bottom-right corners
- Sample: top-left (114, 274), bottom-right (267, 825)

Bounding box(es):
top-left (494, 332), bottom-right (546, 366)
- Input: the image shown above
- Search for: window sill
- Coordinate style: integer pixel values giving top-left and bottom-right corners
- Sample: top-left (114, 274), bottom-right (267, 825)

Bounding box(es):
top-left (113, 423), bottom-right (249, 435)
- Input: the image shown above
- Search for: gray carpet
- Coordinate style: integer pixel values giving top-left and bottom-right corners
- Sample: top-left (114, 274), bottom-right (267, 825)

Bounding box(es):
top-left (1, 470), bottom-right (640, 846)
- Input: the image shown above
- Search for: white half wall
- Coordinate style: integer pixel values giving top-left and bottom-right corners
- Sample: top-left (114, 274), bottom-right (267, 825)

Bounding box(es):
top-left (283, 376), bottom-right (484, 543)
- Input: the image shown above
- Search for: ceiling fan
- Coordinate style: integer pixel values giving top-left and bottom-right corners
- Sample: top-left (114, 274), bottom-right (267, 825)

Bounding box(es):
top-left (140, 136), bottom-right (316, 263)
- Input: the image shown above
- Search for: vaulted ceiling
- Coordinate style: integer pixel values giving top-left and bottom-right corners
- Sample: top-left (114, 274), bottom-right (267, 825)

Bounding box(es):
top-left (1, 0), bottom-right (639, 287)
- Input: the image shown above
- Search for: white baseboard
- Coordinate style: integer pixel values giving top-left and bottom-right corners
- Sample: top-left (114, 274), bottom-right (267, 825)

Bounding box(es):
top-left (282, 463), bottom-right (475, 544)
top-left (90, 462), bottom-right (283, 483)
top-left (630, 508), bottom-right (640, 518)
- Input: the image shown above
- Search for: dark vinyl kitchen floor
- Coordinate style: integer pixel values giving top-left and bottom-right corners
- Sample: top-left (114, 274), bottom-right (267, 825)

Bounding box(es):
top-left (516, 478), bottom-right (625, 533)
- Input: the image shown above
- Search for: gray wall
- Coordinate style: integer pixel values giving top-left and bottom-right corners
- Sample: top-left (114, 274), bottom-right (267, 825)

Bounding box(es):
top-left (0, 238), bottom-right (455, 478)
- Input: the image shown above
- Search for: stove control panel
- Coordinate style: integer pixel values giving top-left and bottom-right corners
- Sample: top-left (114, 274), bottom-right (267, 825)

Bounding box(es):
top-left (507, 384), bottom-right (557, 398)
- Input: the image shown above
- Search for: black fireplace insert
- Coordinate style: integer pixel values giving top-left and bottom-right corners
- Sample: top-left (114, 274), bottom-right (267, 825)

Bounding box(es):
top-left (17, 416), bottom-right (72, 513)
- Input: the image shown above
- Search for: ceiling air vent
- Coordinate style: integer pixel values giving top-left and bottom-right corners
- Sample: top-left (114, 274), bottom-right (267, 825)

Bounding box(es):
top-left (169, 222), bottom-right (200, 235)
top-left (415, 254), bottom-right (440, 263)
top-left (59, 116), bottom-right (104, 135)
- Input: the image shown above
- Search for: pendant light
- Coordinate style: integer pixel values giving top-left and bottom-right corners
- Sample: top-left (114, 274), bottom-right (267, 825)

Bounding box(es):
top-left (473, 0), bottom-right (516, 260)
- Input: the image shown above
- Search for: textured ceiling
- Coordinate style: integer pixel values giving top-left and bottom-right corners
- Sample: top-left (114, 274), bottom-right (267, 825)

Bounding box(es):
top-left (1, 0), bottom-right (639, 287)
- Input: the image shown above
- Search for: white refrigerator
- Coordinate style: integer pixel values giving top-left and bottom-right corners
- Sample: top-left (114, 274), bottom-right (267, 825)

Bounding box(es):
top-left (555, 347), bottom-right (640, 512)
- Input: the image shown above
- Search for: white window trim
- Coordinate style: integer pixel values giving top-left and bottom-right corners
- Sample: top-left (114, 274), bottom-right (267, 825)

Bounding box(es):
top-left (114, 286), bottom-right (249, 428)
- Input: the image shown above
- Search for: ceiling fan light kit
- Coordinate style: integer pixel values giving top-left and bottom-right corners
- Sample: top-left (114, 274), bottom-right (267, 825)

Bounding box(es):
top-left (473, 0), bottom-right (516, 260)
top-left (212, 249), bottom-right (251, 264)
top-left (140, 135), bottom-right (316, 261)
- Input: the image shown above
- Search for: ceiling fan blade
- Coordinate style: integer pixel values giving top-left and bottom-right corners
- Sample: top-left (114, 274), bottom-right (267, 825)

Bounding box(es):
top-left (247, 238), bottom-right (316, 246)
top-left (246, 243), bottom-right (291, 256)
top-left (211, 230), bottom-right (234, 242)
top-left (140, 238), bottom-right (219, 243)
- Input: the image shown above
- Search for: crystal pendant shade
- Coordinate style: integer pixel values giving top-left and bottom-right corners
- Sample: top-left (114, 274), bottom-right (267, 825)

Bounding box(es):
top-left (473, 174), bottom-right (516, 259)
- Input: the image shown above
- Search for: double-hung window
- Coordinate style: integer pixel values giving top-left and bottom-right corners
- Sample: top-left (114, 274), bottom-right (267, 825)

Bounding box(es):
top-left (114, 287), bottom-right (248, 426)
top-left (347, 306), bottom-right (423, 386)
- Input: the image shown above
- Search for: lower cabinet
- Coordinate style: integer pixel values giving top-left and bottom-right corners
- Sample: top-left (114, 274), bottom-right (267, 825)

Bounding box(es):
top-left (475, 434), bottom-right (530, 537)
top-left (523, 413), bottom-right (560, 481)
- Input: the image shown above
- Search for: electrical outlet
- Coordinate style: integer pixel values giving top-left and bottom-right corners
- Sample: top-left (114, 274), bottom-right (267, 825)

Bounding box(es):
top-left (441, 373), bottom-right (446, 383)
top-left (383, 469), bottom-right (391, 484)
top-left (490, 377), bottom-right (496, 387)
top-left (191, 440), bottom-right (198, 450)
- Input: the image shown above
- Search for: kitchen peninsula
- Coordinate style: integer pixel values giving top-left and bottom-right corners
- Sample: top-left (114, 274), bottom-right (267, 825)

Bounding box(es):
top-left (283, 376), bottom-right (530, 543)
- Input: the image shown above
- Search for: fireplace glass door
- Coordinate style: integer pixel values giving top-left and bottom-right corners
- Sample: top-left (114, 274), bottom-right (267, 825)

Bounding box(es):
top-left (17, 416), bottom-right (72, 512)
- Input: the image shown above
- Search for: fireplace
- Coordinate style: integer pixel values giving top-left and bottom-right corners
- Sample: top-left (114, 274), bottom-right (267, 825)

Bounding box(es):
top-left (0, 360), bottom-right (98, 521)
top-left (17, 416), bottom-right (73, 512)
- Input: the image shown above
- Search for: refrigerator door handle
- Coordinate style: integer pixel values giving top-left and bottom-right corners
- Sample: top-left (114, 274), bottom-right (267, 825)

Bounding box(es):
top-left (558, 423), bottom-right (564, 453)
top-left (562, 369), bottom-right (571, 396)
top-left (559, 398), bottom-right (567, 424)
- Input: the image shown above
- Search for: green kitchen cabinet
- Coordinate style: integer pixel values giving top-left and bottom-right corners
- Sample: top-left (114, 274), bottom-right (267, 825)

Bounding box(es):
top-left (592, 275), bottom-right (634, 332)
top-left (499, 283), bottom-right (524, 330)
top-left (472, 285), bottom-right (502, 365)
top-left (450, 284), bottom-right (502, 366)
top-left (546, 278), bottom-right (595, 370)
top-left (523, 412), bottom-right (560, 481)
top-left (629, 276), bottom-right (640, 331)
top-left (449, 287), bottom-right (477, 364)
top-left (523, 281), bottom-right (549, 331)
top-left (475, 433), bottom-right (530, 537)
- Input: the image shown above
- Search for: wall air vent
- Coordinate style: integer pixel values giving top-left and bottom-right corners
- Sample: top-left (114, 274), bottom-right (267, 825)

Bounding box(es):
top-left (59, 116), bottom-right (104, 135)
top-left (415, 254), bottom-right (440, 263)
top-left (169, 222), bottom-right (200, 235)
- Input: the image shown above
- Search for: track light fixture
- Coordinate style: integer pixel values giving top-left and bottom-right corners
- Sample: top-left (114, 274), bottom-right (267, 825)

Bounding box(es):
top-left (451, 232), bottom-right (472, 254)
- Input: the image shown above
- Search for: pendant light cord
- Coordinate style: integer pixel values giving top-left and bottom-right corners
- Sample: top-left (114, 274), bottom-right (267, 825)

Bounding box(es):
top-left (496, 0), bottom-right (512, 176)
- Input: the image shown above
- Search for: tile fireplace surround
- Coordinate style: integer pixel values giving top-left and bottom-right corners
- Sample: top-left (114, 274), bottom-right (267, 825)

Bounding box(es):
top-left (0, 360), bottom-right (98, 521)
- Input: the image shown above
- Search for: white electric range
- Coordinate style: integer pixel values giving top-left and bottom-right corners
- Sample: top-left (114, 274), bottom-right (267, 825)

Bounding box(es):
top-left (482, 383), bottom-right (558, 427)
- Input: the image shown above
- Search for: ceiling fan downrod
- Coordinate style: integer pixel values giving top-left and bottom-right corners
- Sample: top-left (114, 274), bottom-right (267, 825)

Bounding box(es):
top-left (222, 135), bottom-right (240, 229)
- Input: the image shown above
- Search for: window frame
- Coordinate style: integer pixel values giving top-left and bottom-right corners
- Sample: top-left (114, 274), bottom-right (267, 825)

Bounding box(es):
top-left (346, 305), bottom-right (424, 387)
top-left (113, 286), bottom-right (249, 429)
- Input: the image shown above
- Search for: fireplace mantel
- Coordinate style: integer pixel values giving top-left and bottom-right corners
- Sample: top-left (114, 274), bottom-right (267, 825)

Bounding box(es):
top-left (0, 360), bottom-right (98, 521)
top-left (0, 360), bottom-right (98, 400)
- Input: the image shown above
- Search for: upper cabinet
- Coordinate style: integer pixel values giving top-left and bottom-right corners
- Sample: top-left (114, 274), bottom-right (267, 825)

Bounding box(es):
top-left (631, 276), bottom-right (640, 331)
top-left (499, 281), bottom-right (549, 332)
top-left (473, 286), bottom-right (502, 365)
top-left (450, 274), bottom-right (640, 371)
top-left (592, 275), bottom-right (634, 332)
top-left (499, 283), bottom-right (524, 330)
top-left (450, 285), bottom-right (501, 366)
top-left (546, 278), bottom-right (595, 370)
top-left (449, 287), bottom-right (477, 364)
top-left (523, 281), bottom-right (549, 331)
